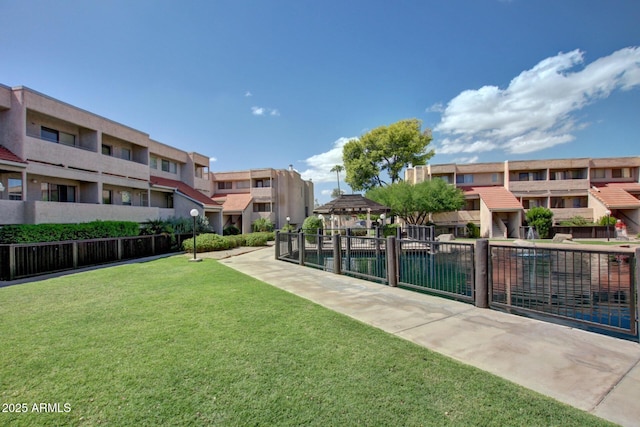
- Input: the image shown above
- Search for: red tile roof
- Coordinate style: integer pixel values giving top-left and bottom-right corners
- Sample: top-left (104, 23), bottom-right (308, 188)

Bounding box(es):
top-left (212, 193), bottom-right (253, 212)
top-left (150, 176), bottom-right (222, 208)
top-left (0, 146), bottom-right (26, 164)
top-left (603, 182), bottom-right (640, 193)
top-left (589, 186), bottom-right (640, 209)
top-left (472, 186), bottom-right (523, 210)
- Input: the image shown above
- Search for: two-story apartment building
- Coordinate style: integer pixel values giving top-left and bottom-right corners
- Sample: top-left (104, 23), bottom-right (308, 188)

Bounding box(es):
top-left (210, 167), bottom-right (314, 234)
top-left (0, 84), bottom-right (223, 232)
top-left (406, 157), bottom-right (640, 238)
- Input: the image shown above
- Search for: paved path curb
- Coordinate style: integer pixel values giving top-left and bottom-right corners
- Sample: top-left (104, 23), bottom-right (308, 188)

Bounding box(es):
top-left (220, 246), bottom-right (640, 427)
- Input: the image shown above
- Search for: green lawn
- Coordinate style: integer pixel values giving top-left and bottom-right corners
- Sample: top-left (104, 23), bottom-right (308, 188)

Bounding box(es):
top-left (0, 256), bottom-right (614, 426)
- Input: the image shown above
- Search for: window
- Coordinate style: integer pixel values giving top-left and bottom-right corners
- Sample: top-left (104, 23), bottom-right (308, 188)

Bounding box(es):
top-left (592, 168), bottom-right (605, 179)
top-left (139, 192), bottom-right (148, 206)
top-left (254, 179), bottom-right (270, 188)
top-left (217, 181), bottom-right (232, 190)
top-left (41, 127), bottom-right (58, 142)
top-left (121, 148), bottom-right (131, 161)
top-left (40, 126), bottom-right (75, 146)
top-left (612, 168), bottom-right (631, 178)
top-left (150, 156), bottom-right (158, 169)
top-left (8, 178), bottom-right (22, 200)
top-left (161, 159), bottom-right (177, 173)
top-left (236, 180), bottom-right (250, 189)
top-left (455, 174), bottom-right (473, 184)
top-left (491, 173), bottom-right (500, 183)
top-left (551, 197), bottom-right (565, 209)
top-left (41, 183), bottom-right (76, 202)
top-left (102, 144), bottom-right (112, 156)
top-left (121, 191), bottom-right (132, 205)
top-left (253, 202), bottom-right (271, 212)
top-left (103, 189), bottom-right (112, 204)
top-left (166, 194), bottom-right (174, 208)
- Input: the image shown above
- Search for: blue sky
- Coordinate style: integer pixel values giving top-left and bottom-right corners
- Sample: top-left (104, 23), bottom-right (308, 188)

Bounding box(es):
top-left (1, 0), bottom-right (639, 203)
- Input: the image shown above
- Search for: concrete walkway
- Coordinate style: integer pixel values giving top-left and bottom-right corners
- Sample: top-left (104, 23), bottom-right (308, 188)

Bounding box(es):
top-left (219, 246), bottom-right (640, 427)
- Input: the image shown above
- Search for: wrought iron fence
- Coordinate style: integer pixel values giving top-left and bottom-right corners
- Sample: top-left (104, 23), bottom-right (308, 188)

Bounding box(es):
top-left (341, 235), bottom-right (387, 284)
top-left (490, 243), bottom-right (637, 337)
top-left (0, 234), bottom-right (187, 281)
top-left (397, 239), bottom-right (475, 302)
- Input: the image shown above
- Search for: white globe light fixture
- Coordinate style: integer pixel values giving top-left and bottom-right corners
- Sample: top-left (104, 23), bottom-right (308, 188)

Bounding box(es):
top-left (189, 208), bottom-right (202, 262)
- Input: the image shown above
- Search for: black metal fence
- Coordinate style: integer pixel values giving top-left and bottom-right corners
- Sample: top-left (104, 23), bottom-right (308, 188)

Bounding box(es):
top-left (276, 230), bottom-right (639, 340)
top-left (0, 233), bottom-right (192, 281)
top-left (490, 243), bottom-right (637, 337)
top-left (397, 240), bottom-right (475, 302)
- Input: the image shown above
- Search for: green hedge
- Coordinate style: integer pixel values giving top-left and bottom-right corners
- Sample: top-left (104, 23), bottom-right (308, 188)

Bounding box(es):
top-left (182, 232), bottom-right (275, 253)
top-left (0, 221), bottom-right (140, 244)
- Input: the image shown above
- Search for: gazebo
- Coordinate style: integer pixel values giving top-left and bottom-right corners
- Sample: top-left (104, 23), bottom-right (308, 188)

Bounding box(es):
top-left (313, 194), bottom-right (391, 229)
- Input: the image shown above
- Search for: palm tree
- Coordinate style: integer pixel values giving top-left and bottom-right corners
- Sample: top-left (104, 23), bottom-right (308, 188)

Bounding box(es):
top-left (330, 165), bottom-right (344, 194)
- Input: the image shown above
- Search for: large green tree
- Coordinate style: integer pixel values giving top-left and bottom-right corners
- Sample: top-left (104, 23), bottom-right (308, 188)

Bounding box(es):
top-left (366, 179), bottom-right (465, 225)
top-left (343, 119), bottom-right (434, 191)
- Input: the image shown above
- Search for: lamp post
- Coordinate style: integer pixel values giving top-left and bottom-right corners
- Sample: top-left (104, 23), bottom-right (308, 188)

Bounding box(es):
top-left (286, 216), bottom-right (290, 228)
top-left (605, 209), bottom-right (611, 241)
top-left (189, 208), bottom-right (202, 262)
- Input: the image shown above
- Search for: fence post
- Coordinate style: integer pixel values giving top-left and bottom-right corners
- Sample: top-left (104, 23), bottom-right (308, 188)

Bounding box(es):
top-left (117, 238), bottom-right (123, 261)
top-left (151, 235), bottom-right (156, 255)
top-left (475, 239), bottom-right (489, 308)
top-left (332, 234), bottom-right (341, 275)
top-left (387, 236), bottom-right (397, 287)
top-left (298, 232), bottom-right (305, 266)
top-left (635, 248), bottom-right (640, 342)
top-left (72, 242), bottom-right (78, 269)
top-left (274, 231), bottom-right (280, 259)
top-left (9, 244), bottom-right (16, 281)
top-left (345, 228), bottom-right (351, 270)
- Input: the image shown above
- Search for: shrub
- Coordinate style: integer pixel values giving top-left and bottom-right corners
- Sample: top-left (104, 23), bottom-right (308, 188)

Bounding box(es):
top-left (382, 223), bottom-right (400, 238)
top-left (525, 207), bottom-right (554, 239)
top-left (245, 233), bottom-right (269, 247)
top-left (183, 233), bottom-right (232, 253)
top-left (252, 218), bottom-right (274, 232)
top-left (466, 222), bottom-right (480, 238)
top-left (598, 215), bottom-right (617, 226)
top-left (559, 216), bottom-right (592, 226)
top-left (223, 225), bottom-right (241, 235)
top-left (280, 223), bottom-right (296, 232)
top-left (0, 221), bottom-right (140, 244)
top-left (302, 216), bottom-right (323, 243)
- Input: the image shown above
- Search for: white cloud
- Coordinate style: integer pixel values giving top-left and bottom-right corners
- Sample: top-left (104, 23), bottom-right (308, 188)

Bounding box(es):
top-left (433, 47), bottom-right (640, 156)
top-left (451, 156), bottom-right (479, 164)
top-left (251, 106), bottom-right (265, 116)
top-left (244, 91), bottom-right (252, 97)
top-left (300, 137), bottom-right (355, 183)
top-left (251, 106), bottom-right (280, 117)
top-left (209, 157), bottom-right (218, 163)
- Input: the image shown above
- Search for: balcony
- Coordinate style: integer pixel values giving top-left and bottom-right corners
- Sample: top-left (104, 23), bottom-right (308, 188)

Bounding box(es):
top-left (24, 201), bottom-right (168, 224)
top-left (509, 178), bottom-right (589, 193)
top-left (0, 200), bottom-right (25, 224)
top-left (24, 135), bottom-right (98, 171)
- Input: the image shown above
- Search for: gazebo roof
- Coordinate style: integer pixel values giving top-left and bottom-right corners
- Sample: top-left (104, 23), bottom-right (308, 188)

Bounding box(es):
top-left (313, 194), bottom-right (391, 215)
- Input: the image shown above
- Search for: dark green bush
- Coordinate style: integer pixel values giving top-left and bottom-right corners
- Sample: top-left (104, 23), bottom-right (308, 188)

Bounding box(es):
top-left (382, 223), bottom-right (400, 237)
top-left (224, 225), bottom-right (241, 235)
top-left (466, 222), bottom-right (480, 238)
top-left (0, 221), bottom-right (140, 244)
